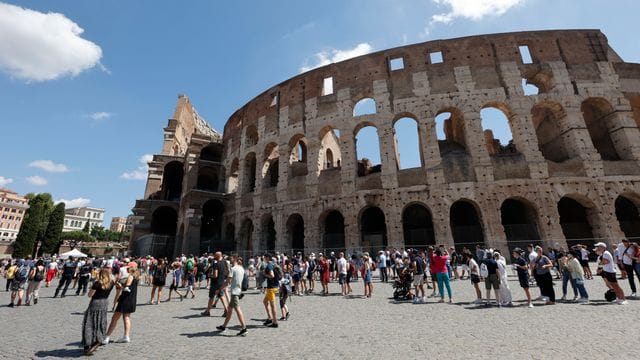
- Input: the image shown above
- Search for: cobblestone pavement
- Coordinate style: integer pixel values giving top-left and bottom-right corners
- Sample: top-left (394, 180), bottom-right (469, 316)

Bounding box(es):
top-left (1, 271), bottom-right (638, 359)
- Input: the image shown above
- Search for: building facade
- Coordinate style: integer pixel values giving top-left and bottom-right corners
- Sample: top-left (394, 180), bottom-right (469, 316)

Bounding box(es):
top-left (0, 189), bottom-right (29, 242)
top-left (63, 207), bottom-right (105, 232)
top-left (130, 30), bottom-right (640, 259)
top-left (110, 217), bottom-right (127, 232)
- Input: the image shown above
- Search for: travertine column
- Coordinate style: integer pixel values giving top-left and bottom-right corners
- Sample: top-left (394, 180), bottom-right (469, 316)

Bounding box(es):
top-left (463, 111), bottom-right (494, 182)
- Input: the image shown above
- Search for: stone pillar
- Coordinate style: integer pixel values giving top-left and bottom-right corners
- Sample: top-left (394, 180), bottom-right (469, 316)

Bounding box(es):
top-left (385, 205), bottom-right (402, 249)
top-left (276, 143), bottom-right (289, 201)
top-left (463, 111), bottom-right (494, 182)
top-left (305, 210), bottom-right (321, 252)
top-left (605, 111), bottom-right (640, 161)
top-left (378, 119), bottom-right (399, 189)
top-left (305, 140), bottom-right (321, 198)
top-left (431, 200), bottom-right (452, 246)
top-left (561, 106), bottom-right (603, 176)
top-left (421, 116), bottom-right (445, 185)
top-left (508, 108), bottom-right (549, 179)
top-left (344, 210), bottom-right (359, 253)
top-left (339, 131), bottom-right (357, 194)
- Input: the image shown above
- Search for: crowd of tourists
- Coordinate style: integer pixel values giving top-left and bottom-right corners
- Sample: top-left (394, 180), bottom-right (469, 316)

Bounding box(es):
top-left (2, 238), bottom-right (639, 355)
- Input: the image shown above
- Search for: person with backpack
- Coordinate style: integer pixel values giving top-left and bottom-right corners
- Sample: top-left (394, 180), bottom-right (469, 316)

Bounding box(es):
top-left (411, 250), bottom-right (426, 303)
top-left (201, 252), bottom-right (228, 316)
top-left (4, 259), bottom-right (17, 292)
top-left (76, 260), bottom-right (93, 296)
top-left (512, 248), bottom-right (534, 308)
top-left (149, 258), bottom-right (167, 305)
top-left (306, 254), bottom-right (316, 294)
top-left (25, 259), bottom-right (45, 305)
top-left (262, 254), bottom-right (280, 328)
top-left (361, 253), bottom-right (373, 298)
top-left (279, 260), bottom-right (292, 320)
top-left (481, 252), bottom-right (501, 306)
top-left (216, 256), bottom-right (247, 336)
top-left (54, 256), bottom-right (77, 298)
top-left (9, 259), bottom-right (29, 307)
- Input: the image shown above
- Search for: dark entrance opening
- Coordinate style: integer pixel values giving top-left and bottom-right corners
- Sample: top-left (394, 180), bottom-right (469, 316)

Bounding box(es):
top-left (360, 207), bottom-right (387, 253)
top-left (240, 219), bottom-right (253, 254)
top-left (558, 197), bottom-right (595, 253)
top-left (286, 214), bottom-right (305, 254)
top-left (262, 216), bottom-right (276, 253)
top-left (200, 144), bottom-right (223, 162)
top-left (162, 162), bottom-right (183, 201)
top-left (450, 200), bottom-right (485, 249)
top-left (323, 210), bottom-right (345, 251)
top-left (225, 223), bottom-right (236, 252)
top-left (200, 200), bottom-right (225, 254)
top-left (197, 167), bottom-right (220, 192)
top-left (615, 196), bottom-right (640, 241)
top-left (402, 204), bottom-right (435, 248)
top-left (500, 198), bottom-right (541, 254)
top-left (150, 206), bottom-right (178, 259)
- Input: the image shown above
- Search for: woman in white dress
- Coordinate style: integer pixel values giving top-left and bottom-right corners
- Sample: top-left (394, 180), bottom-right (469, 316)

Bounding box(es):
top-left (494, 252), bottom-right (513, 306)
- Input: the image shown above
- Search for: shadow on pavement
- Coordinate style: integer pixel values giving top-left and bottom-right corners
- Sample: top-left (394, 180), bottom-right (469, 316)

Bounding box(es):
top-left (34, 348), bottom-right (84, 358)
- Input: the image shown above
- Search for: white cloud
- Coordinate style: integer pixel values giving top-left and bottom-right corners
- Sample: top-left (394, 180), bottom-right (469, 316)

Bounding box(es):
top-left (89, 112), bottom-right (113, 121)
top-left (56, 197), bottom-right (90, 208)
top-left (0, 176), bottom-right (13, 187)
top-left (28, 159), bottom-right (69, 173)
top-left (300, 43), bottom-right (373, 73)
top-left (430, 0), bottom-right (526, 24)
top-left (0, 2), bottom-right (103, 82)
top-left (120, 154), bottom-right (152, 181)
top-left (26, 175), bottom-right (48, 186)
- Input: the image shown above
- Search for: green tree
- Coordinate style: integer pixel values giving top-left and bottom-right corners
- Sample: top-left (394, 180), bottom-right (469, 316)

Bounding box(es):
top-left (82, 221), bottom-right (91, 233)
top-left (62, 231), bottom-right (95, 242)
top-left (13, 195), bottom-right (46, 258)
top-left (40, 202), bottom-right (66, 255)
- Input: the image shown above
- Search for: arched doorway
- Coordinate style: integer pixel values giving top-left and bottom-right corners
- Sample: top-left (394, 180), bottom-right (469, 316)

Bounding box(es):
top-left (239, 219), bottom-right (253, 253)
top-left (150, 206), bottom-right (178, 259)
top-left (261, 215), bottom-right (276, 253)
top-left (402, 204), bottom-right (435, 247)
top-left (200, 200), bottom-right (225, 254)
top-left (225, 223), bottom-right (236, 250)
top-left (501, 198), bottom-right (541, 254)
top-left (200, 143), bottom-right (223, 162)
top-left (162, 162), bottom-right (183, 201)
top-left (322, 210), bottom-right (345, 251)
top-left (450, 200), bottom-right (485, 249)
top-left (197, 167), bottom-right (220, 192)
top-left (558, 196), bottom-right (596, 252)
top-left (286, 214), bottom-right (305, 253)
top-left (615, 195), bottom-right (640, 241)
top-left (360, 207), bottom-right (387, 253)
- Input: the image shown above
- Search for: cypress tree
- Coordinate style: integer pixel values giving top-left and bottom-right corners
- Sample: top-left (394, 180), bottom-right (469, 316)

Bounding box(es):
top-left (13, 196), bottom-right (45, 258)
top-left (40, 202), bottom-right (66, 255)
top-left (82, 220), bottom-right (91, 233)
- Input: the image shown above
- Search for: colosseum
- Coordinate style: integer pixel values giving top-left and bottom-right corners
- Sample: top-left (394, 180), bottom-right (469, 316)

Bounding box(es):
top-left (129, 29), bottom-right (640, 259)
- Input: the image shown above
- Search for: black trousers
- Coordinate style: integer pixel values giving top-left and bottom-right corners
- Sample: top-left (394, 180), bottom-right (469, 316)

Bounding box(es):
top-left (380, 268), bottom-right (388, 282)
top-left (76, 275), bottom-right (90, 295)
top-left (54, 276), bottom-right (73, 297)
top-left (624, 264), bottom-right (637, 293)
top-left (537, 272), bottom-right (556, 302)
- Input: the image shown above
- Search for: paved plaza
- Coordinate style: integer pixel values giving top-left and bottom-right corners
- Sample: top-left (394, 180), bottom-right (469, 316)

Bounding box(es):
top-left (1, 272), bottom-right (639, 359)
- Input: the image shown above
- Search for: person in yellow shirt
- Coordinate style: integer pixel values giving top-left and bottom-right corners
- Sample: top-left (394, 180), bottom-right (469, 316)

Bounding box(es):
top-left (5, 261), bottom-right (17, 292)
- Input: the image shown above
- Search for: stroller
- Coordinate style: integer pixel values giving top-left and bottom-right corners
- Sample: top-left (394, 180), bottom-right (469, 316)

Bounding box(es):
top-left (393, 271), bottom-right (414, 300)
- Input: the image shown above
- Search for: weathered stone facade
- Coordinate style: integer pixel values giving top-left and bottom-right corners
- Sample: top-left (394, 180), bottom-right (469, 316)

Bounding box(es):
top-left (130, 30), bottom-right (640, 258)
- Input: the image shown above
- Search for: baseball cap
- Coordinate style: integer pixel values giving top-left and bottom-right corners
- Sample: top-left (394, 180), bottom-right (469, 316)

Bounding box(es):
top-left (593, 242), bottom-right (607, 250)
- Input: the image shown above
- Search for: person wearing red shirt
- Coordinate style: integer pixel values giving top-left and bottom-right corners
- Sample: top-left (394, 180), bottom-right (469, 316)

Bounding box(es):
top-left (431, 249), bottom-right (452, 303)
top-left (319, 255), bottom-right (330, 295)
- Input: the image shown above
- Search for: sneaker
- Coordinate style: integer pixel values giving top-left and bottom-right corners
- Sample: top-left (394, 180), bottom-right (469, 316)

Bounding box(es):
top-left (560, 296), bottom-right (566, 301)
top-left (101, 337), bottom-right (110, 345)
top-left (116, 336), bottom-right (130, 343)
top-left (285, 312), bottom-right (290, 320)
top-left (237, 328), bottom-right (247, 336)
top-left (473, 298), bottom-right (483, 304)
top-left (631, 292), bottom-right (637, 298)
top-left (34, 298), bottom-right (38, 305)
top-left (267, 323), bottom-right (279, 328)
top-left (578, 298), bottom-right (589, 304)
top-left (8, 303), bottom-right (13, 308)
top-left (528, 302), bottom-right (534, 308)
top-left (221, 311), bottom-right (227, 317)
top-left (201, 311), bottom-right (210, 317)
top-left (279, 316), bottom-right (286, 321)
top-left (421, 297), bottom-right (427, 303)
top-left (216, 325), bottom-right (226, 332)
top-left (263, 319), bottom-right (272, 326)
top-left (616, 299), bottom-right (628, 305)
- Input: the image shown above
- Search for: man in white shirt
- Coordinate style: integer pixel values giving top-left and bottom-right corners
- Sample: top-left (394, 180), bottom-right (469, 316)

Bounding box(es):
top-left (216, 256), bottom-right (247, 336)
top-left (594, 242), bottom-right (627, 304)
top-left (337, 252), bottom-right (348, 296)
top-left (617, 239), bottom-right (636, 297)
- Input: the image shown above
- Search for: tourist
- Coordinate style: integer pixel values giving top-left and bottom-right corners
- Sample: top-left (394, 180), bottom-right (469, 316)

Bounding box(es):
top-left (45, 257), bottom-right (58, 287)
top-left (278, 268), bottom-right (291, 321)
top-left (319, 254), bottom-right (330, 295)
top-left (361, 253), bottom-right (373, 298)
top-left (8, 259), bottom-right (29, 307)
top-left (299, 255), bottom-right (308, 295)
top-left (378, 251), bottom-right (387, 283)
top-left (262, 254), bottom-right (279, 328)
top-left (165, 259), bottom-right (185, 302)
top-left (512, 248), bottom-right (533, 308)
top-left (578, 245), bottom-right (593, 280)
top-left (4, 259), bottom-right (17, 292)
top-left (459, 247), bottom-right (470, 279)
top-left (196, 256), bottom-right (206, 290)
top-left (149, 258), bottom-right (167, 305)
top-left (345, 254), bottom-right (354, 294)
top-left (212, 254), bottom-right (231, 315)
top-left (532, 246), bottom-right (556, 305)
top-left (216, 256), bottom-right (248, 336)
top-left (631, 242), bottom-right (640, 292)
top-left (431, 248), bottom-right (452, 303)
top-left (617, 239), bottom-right (636, 297)
top-left (25, 259), bottom-right (45, 305)
top-left (481, 252), bottom-right (501, 306)
top-left (81, 268), bottom-right (114, 355)
top-left (184, 258), bottom-right (197, 299)
top-left (329, 252), bottom-right (337, 281)
top-left (337, 252), bottom-right (348, 295)
top-left (427, 247), bottom-right (438, 297)
top-left (594, 242), bottom-right (626, 304)
top-left (464, 253), bottom-right (483, 304)
top-left (292, 253), bottom-right (302, 295)
top-left (202, 252), bottom-right (228, 316)
top-left (104, 263), bottom-right (139, 344)
top-left (76, 259), bottom-right (93, 297)
top-left (566, 251), bottom-right (589, 303)
top-left (449, 247), bottom-right (460, 280)
top-left (558, 251), bottom-right (578, 301)
top-left (411, 250), bottom-right (426, 303)
top-left (494, 252), bottom-right (512, 306)
top-left (54, 256), bottom-right (77, 298)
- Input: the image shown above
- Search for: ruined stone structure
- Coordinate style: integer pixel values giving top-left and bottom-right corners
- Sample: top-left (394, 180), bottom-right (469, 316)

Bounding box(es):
top-left (130, 29), bottom-right (640, 259)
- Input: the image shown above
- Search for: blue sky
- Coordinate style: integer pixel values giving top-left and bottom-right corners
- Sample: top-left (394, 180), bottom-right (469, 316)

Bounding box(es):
top-left (1, 0), bottom-right (639, 223)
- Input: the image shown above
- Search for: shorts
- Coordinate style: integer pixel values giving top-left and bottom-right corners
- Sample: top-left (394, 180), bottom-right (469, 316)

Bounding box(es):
top-left (602, 271), bottom-right (617, 283)
top-left (170, 283), bottom-right (178, 291)
top-left (485, 274), bottom-right (500, 290)
top-left (413, 274), bottom-right (424, 286)
top-left (292, 273), bottom-right (301, 282)
top-left (470, 274), bottom-right (480, 284)
top-left (580, 259), bottom-right (589, 267)
top-left (187, 273), bottom-right (195, 286)
top-left (10, 280), bottom-right (25, 292)
top-left (229, 294), bottom-right (240, 308)
top-left (518, 275), bottom-right (530, 289)
top-left (346, 273), bottom-right (352, 284)
top-left (209, 286), bottom-right (221, 300)
top-left (338, 274), bottom-right (346, 285)
top-left (279, 294), bottom-right (288, 308)
top-left (264, 288), bottom-right (278, 302)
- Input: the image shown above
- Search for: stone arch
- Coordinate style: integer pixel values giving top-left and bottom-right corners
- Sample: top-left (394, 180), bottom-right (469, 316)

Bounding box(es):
top-left (434, 107), bottom-right (468, 155)
top-left (150, 206), bottom-right (178, 259)
top-left (200, 199), bottom-right (225, 253)
top-left (615, 193), bottom-right (640, 241)
top-left (353, 97), bottom-right (377, 116)
top-left (557, 195), bottom-right (599, 252)
top-left (320, 210), bottom-right (345, 251)
top-left (581, 97), bottom-right (621, 161)
top-left (354, 122), bottom-right (381, 176)
top-left (402, 203), bottom-right (435, 247)
top-left (531, 101), bottom-right (571, 163)
top-left (243, 152), bottom-right (257, 193)
top-left (200, 143), bottom-right (224, 162)
top-left (227, 158), bottom-right (239, 193)
top-left (359, 206), bottom-right (388, 253)
top-left (261, 214), bottom-right (276, 253)
top-left (288, 134), bottom-right (308, 178)
top-left (262, 143), bottom-right (279, 188)
top-left (319, 126), bottom-right (341, 170)
top-left (449, 199), bottom-right (485, 248)
top-left (197, 166), bottom-right (220, 192)
top-left (161, 161), bottom-right (183, 201)
top-left (480, 102), bottom-right (518, 155)
top-left (245, 125), bottom-right (258, 148)
top-left (393, 114), bottom-right (423, 169)
top-left (286, 214), bottom-right (305, 253)
top-left (225, 223), bottom-right (236, 249)
top-left (629, 95), bottom-right (640, 128)
top-left (239, 218), bottom-right (254, 253)
top-left (500, 197), bottom-right (541, 254)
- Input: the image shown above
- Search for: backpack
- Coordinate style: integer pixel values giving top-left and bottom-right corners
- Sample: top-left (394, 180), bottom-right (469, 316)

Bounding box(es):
top-left (273, 264), bottom-right (283, 281)
top-left (604, 289), bottom-right (616, 302)
top-left (33, 267), bottom-right (44, 282)
top-left (308, 260), bottom-right (316, 273)
top-left (241, 271), bottom-right (249, 292)
top-left (186, 259), bottom-right (194, 272)
top-left (480, 262), bottom-right (489, 278)
top-left (16, 265), bottom-right (30, 281)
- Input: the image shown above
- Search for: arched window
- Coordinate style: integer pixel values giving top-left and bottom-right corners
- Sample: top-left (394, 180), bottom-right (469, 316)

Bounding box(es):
top-left (288, 135), bottom-right (308, 178)
top-left (243, 153), bottom-right (257, 193)
top-left (262, 143), bottom-right (279, 188)
top-left (581, 98), bottom-right (621, 161)
top-left (161, 161), bottom-right (183, 201)
top-left (355, 125), bottom-right (381, 176)
top-left (325, 149), bottom-right (334, 168)
top-left (227, 158), bottom-right (239, 193)
top-left (480, 106), bottom-right (517, 155)
top-left (435, 109), bottom-right (467, 155)
top-left (200, 143), bottom-right (223, 162)
top-left (245, 125), bottom-right (258, 148)
top-left (319, 126), bottom-right (341, 171)
top-left (393, 117), bottom-right (422, 169)
top-left (353, 98), bottom-right (377, 116)
top-left (531, 102), bottom-right (570, 163)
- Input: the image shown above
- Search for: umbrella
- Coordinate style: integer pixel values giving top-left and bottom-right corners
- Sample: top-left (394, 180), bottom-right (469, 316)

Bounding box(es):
top-left (59, 248), bottom-right (88, 259)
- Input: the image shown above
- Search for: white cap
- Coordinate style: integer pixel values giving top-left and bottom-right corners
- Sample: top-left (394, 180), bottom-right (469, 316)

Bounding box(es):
top-left (593, 242), bottom-right (607, 250)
